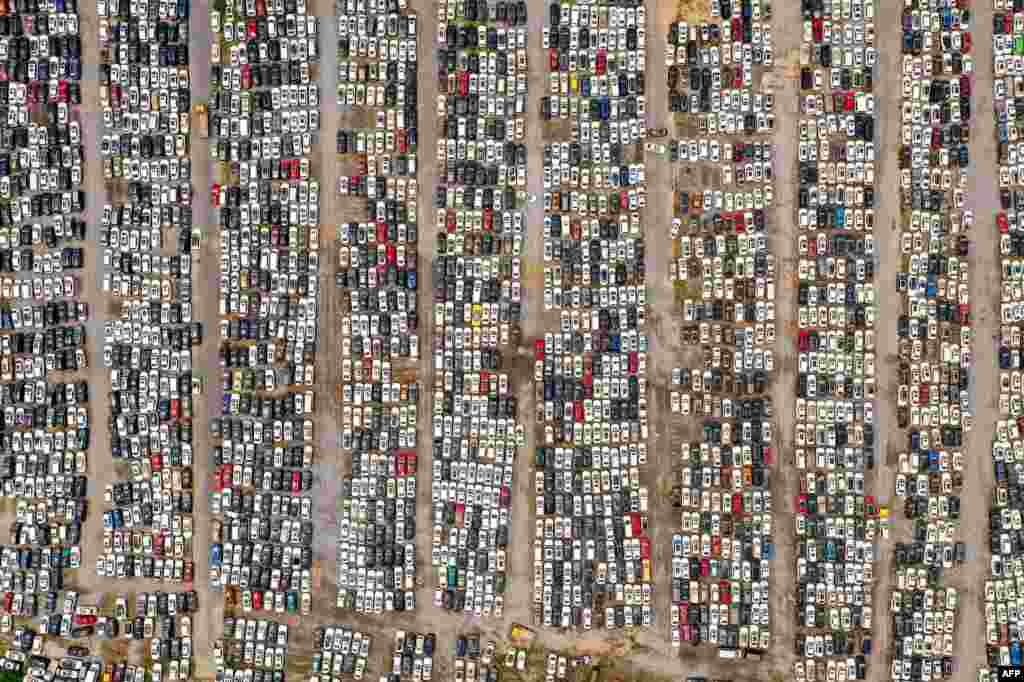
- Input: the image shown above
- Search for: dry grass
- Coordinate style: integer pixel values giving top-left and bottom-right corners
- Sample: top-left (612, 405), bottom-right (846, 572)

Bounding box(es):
top-left (675, 0), bottom-right (711, 23)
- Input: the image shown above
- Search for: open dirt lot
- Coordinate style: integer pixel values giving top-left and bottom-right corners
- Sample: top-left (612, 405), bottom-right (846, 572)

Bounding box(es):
top-left (25, 0), bottom-right (1002, 681)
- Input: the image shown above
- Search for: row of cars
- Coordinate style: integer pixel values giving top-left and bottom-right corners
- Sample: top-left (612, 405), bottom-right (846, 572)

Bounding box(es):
top-left (889, 567), bottom-right (958, 681)
top-left (985, 1), bottom-right (1024, 678)
top-left (666, 0), bottom-right (776, 656)
top-left (106, 591), bottom-right (197, 681)
top-left (209, 0), bottom-right (321, 637)
top-left (793, 1), bottom-right (879, 681)
top-left (312, 625), bottom-right (373, 681)
top-left (14, 650), bottom-right (103, 682)
top-left (0, 0), bottom-right (91, 653)
top-left (454, 633), bottom-right (495, 682)
top-left (429, 0), bottom-right (521, 619)
top-left (389, 630), bottom-right (436, 682)
top-left (536, 0), bottom-right (652, 631)
top-left (96, 12), bottom-right (197, 680)
top-left (215, 617), bottom-right (289, 682)
top-left (891, 1), bottom-right (974, 680)
top-left (334, 0), bottom-right (420, 613)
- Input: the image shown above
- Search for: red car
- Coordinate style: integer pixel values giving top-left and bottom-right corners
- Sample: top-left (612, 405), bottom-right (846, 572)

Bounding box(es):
top-left (961, 31), bottom-right (972, 52)
top-left (291, 471), bottom-right (301, 493)
top-left (732, 493), bottom-right (743, 514)
top-left (253, 591), bottom-right (263, 610)
top-left (574, 401), bottom-right (584, 423)
top-left (74, 615), bottom-right (97, 626)
top-left (798, 330), bottom-right (810, 352)
top-left (534, 339), bottom-right (545, 360)
top-left (549, 49), bottom-right (559, 71)
top-left (720, 581), bottom-right (733, 604)
top-left (999, 212), bottom-right (1009, 233)
top-left (796, 495), bottom-right (808, 513)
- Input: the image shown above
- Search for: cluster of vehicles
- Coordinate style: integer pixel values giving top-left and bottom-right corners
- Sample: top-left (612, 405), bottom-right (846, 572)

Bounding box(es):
top-left (215, 617), bottom-right (289, 682)
top-left (0, 451), bottom-right (85, 625)
top-left (96, 0), bottom-right (197, 611)
top-left (311, 625), bottom-right (373, 681)
top-left (0, 0), bottom-right (89, 652)
top-left (454, 634), bottom-right (495, 682)
top-left (208, 0), bottom-right (321, 632)
top-left (106, 661), bottom-right (155, 682)
top-left (793, 1), bottom-right (880, 681)
top-left (891, 0), bottom-right (974, 680)
top-left (429, 0), bottom-right (523, 618)
top-left (542, 652), bottom-right (573, 682)
top-left (665, 0), bottom-right (775, 129)
top-left (666, 0), bottom-right (776, 657)
top-left (389, 629), bottom-right (435, 682)
top-left (101, 592), bottom-right (197, 681)
top-left (334, 0), bottom-right (420, 613)
top-left (98, 459), bottom-right (196, 584)
top-left (535, 0), bottom-right (651, 631)
top-left (987, 1), bottom-right (1024, 677)
top-left (335, 443), bottom-right (419, 613)
top-left (21, 653), bottom-right (102, 682)
top-left (889, 567), bottom-right (958, 681)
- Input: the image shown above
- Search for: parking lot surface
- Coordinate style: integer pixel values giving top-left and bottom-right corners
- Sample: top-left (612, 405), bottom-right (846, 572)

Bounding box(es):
top-left (0, 1), bottom-right (1013, 682)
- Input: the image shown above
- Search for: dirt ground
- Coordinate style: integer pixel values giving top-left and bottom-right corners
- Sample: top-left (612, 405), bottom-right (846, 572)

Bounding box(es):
top-left (26, 0), bottom-right (1002, 681)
